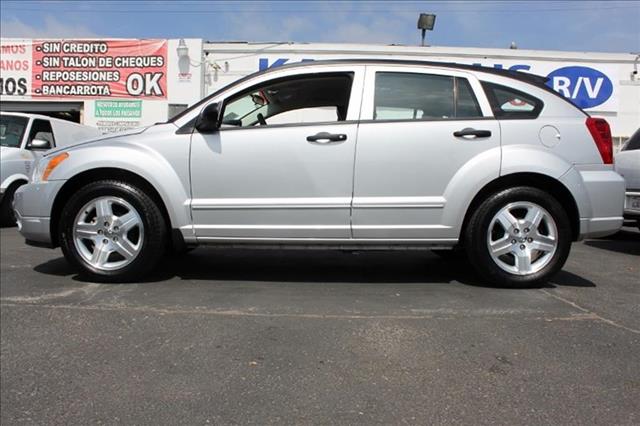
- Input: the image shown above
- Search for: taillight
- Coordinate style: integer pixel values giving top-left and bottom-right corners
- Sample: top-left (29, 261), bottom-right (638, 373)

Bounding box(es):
top-left (585, 117), bottom-right (613, 164)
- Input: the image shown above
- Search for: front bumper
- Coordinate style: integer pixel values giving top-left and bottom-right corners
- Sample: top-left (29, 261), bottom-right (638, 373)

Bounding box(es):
top-left (13, 180), bottom-right (66, 247)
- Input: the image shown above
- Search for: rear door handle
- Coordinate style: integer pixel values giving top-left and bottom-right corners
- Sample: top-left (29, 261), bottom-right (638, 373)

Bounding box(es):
top-left (306, 132), bottom-right (347, 144)
top-left (453, 128), bottom-right (492, 138)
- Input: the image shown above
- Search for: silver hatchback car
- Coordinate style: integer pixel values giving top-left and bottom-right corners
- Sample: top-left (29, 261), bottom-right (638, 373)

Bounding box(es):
top-left (13, 60), bottom-right (625, 287)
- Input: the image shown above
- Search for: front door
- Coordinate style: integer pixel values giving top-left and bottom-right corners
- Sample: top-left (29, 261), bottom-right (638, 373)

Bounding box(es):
top-left (190, 67), bottom-right (364, 241)
top-left (352, 66), bottom-right (501, 240)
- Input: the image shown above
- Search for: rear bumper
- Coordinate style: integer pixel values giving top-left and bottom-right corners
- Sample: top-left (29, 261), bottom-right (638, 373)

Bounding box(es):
top-left (560, 166), bottom-right (625, 239)
top-left (623, 190), bottom-right (640, 219)
top-left (13, 180), bottom-right (65, 247)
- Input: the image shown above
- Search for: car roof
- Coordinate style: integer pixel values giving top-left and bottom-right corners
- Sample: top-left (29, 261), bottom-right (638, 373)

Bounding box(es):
top-left (0, 111), bottom-right (81, 124)
top-left (263, 58), bottom-right (550, 87)
top-left (1, 111), bottom-right (54, 120)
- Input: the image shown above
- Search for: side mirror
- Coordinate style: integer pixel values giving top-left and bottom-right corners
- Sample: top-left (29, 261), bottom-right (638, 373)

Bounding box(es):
top-left (195, 103), bottom-right (220, 133)
top-left (30, 138), bottom-right (52, 150)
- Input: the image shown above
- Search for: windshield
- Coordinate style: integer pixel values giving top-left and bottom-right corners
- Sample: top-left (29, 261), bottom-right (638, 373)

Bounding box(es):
top-left (0, 115), bottom-right (29, 148)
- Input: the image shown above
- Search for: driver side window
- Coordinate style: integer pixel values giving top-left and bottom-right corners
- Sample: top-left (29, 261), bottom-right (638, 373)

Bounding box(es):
top-left (221, 73), bottom-right (354, 128)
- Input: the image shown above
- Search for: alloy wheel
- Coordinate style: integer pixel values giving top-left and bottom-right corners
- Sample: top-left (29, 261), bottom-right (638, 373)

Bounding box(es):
top-left (487, 201), bottom-right (558, 276)
top-left (72, 196), bottom-right (144, 271)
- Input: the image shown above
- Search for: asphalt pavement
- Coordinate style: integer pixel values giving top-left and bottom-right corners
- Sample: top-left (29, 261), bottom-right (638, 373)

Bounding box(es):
top-left (1, 226), bottom-right (639, 425)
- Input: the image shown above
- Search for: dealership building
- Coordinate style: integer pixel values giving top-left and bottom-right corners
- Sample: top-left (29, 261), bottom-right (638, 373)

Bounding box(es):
top-left (1, 38), bottom-right (638, 145)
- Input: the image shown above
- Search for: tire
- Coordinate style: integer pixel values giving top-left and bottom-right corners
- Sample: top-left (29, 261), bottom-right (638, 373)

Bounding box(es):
top-left (58, 180), bottom-right (167, 282)
top-left (0, 183), bottom-right (22, 227)
top-left (464, 186), bottom-right (571, 288)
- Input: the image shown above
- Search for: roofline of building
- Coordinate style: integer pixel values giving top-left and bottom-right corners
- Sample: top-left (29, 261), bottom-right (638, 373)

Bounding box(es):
top-left (202, 41), bottom-right (639, 63)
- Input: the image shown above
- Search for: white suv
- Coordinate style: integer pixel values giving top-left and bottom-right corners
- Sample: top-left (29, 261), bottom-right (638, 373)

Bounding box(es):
top-left (13, 60), bottom-right (625, 287)
top-left (1, 112), bottom-right (101, 226)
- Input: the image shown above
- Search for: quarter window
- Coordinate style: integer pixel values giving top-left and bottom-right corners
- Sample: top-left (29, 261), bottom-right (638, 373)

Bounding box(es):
top-left (482, 82), bottom-right (543, 119)
top-left (373, 72), bottom-right (483, 121)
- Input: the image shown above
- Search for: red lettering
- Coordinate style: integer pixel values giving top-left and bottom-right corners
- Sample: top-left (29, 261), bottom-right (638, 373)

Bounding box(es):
top-left (0, 59), bottom-right (30, 71)
top-left (0, 44), bottom-right (27, 55)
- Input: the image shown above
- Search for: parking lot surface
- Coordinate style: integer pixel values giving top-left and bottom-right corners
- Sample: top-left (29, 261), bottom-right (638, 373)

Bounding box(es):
top-left (1, 226), bottom-right (639, 425)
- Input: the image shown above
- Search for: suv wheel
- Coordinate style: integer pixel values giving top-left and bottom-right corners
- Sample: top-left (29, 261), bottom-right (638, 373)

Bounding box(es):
top-left (465, 186), bottom-right (571, 288)
top-left (59, 180), bottom-right (167, 282)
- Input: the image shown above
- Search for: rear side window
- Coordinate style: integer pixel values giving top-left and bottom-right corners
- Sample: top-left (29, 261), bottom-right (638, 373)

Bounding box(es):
top-left (481, 82), bottom-right (543, 119)
top-left (374, 72), bottom-right (482, 121)
top-left (622, 128), bottom-right (640, 151)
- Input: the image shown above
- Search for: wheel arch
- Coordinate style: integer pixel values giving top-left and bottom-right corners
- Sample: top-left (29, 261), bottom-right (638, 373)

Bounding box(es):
top-left (49, 168), bottom-right (182, 249)
top-left (460, 172), bottom-right (581, 243)
top-left (1, 174), bottom-right (29, 192)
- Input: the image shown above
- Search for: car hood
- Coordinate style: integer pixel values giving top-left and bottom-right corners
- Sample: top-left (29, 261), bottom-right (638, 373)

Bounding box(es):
top-left (44, 125), bottom-right (154, 157)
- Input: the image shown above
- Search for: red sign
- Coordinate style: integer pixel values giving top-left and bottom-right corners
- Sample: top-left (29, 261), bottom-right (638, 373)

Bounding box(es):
top-left (31, 39), bottom-right (167, 98)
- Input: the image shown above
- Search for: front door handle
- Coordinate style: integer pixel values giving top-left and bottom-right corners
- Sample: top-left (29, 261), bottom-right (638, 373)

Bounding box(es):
top-left (453, 128), bottom-right (492, 138)
top-left (306, 132), bottom-right (347, 144)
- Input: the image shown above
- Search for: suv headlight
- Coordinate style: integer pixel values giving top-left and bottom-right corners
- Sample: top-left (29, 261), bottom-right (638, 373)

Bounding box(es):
top-left (31, 152), bottom-right (69, 182)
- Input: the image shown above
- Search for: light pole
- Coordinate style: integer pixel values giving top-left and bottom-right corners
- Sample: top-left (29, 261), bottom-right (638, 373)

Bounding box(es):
top-left (417, 13), bottom-right (436, 47)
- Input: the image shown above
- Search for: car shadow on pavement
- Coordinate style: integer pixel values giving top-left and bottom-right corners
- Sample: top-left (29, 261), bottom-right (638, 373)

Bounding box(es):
top-left (34, 256), bottom-right (75, 276)
top-left (546, 270), bottom-right (596, 288)
top-left (33, 249), bottom-right (595, 289)
top-left (583, 229), bottom-right (640, 256)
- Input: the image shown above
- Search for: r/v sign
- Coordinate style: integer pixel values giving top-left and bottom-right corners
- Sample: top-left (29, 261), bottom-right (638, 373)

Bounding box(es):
top-left (546, 66), bottom-right (613, 109)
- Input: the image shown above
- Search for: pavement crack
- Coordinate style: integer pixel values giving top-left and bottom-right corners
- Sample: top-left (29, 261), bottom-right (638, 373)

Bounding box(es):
top-left (540, 289), bottom-right (640, 334)
top-left (0, 284), bottom-right (104, 304)
top-left (0, 301), bottom-right (627, 324)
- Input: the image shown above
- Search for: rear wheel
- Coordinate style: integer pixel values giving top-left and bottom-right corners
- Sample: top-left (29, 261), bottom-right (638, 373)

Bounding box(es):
top-left (59, 180), bottom-right (167, 282)
top-left (465, 187), bottom-right (571, 288)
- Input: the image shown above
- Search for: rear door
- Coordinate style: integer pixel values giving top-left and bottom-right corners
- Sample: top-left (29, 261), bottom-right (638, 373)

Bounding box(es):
top-left (352, 66), bottom-right (501, 240)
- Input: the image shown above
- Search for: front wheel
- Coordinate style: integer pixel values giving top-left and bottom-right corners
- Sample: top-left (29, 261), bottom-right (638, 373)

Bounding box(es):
top-left (464, 187), bottom-right (571, 288)
top-left (0, 183), bottom-right (22, 227)
top-left (59, 180), bottom-right (167, 282)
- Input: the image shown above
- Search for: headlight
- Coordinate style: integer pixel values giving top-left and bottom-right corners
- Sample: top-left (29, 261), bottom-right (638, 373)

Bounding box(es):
top-left (32, 152), bottom-right (69, 182)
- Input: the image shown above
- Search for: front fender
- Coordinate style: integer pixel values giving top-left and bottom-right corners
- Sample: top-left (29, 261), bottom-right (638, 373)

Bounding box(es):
top-left (47, 142), bottom-right (191, 229)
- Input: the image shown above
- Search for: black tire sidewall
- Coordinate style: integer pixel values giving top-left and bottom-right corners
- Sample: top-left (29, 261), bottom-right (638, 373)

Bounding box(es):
top-left (0, 183), bottom-right (20, 227)
top-left (466, 187), bottom-right (572, 288)
top-left (59, 180), bottom-right (166, 282)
